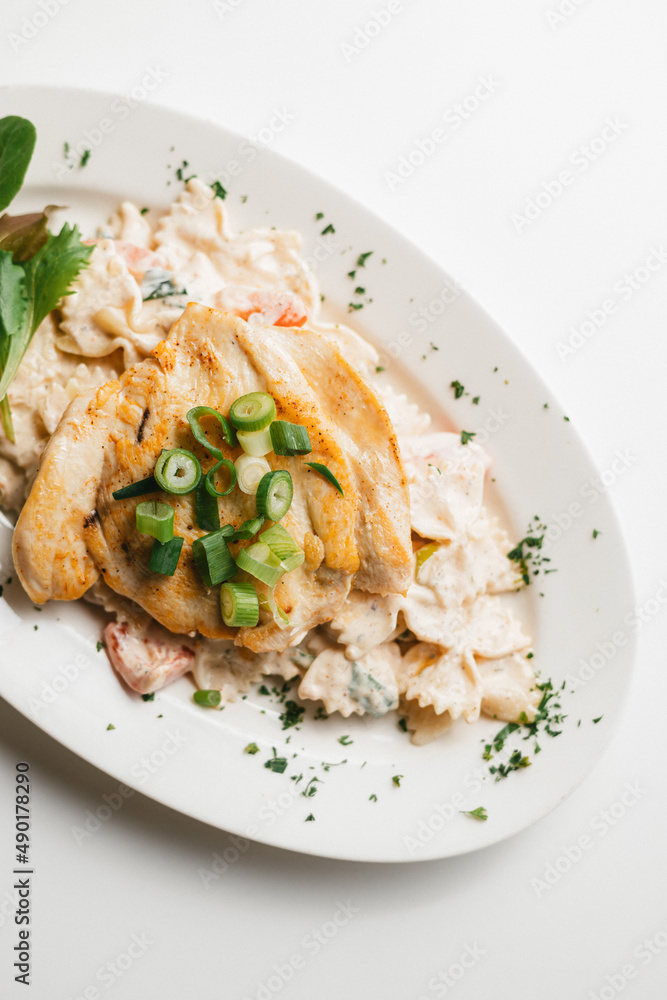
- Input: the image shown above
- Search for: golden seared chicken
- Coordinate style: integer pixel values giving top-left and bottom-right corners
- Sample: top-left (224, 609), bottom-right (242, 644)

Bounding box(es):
top-left (13, 304), bottom-right (412, 652)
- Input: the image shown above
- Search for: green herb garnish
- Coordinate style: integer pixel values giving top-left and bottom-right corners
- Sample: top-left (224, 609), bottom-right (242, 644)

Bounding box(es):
top-left (460, 430), bottom-right (476, 445)
top-left (356, 251), bottom-right (373, 267)
top-left (244, 742), bottom-right (260, 755)
top-left (264, 748), bottom-right (288, 774)
top-left (461, 807), bottom-right (488, 821)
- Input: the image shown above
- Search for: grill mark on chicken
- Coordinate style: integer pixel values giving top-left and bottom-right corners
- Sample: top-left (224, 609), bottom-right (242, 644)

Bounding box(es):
top-left (136, 407), bottom-right (150, 443)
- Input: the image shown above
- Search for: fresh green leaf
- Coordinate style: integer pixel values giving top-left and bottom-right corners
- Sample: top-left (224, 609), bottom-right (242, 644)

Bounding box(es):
top-left (0, 224), bottom-right (93, 406)
top-left (0, 251), bottom-right (26, 339)
top-left (0, 208), bottom-right (58, 261)
top-left (461, 806), bottom-right (488, 821)
top-left (0, 117), bottom-right (37, 213)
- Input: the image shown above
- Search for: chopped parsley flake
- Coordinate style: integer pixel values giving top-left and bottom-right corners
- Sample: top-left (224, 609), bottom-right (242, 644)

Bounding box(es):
top-left (264, 748), bottom-right (288, 774)
top-left (460, 430), bottom-right (476, 445)
top-left (348, 302), bottom-right (363, 311)
top-left (398, 718), bottom-right (408, 733)
top-left (592, 529), bottom-right (601, 539)
top-left (314, 706), bottom-right (329, 720)
top-left (369, 794), bottom-right (377, 802)
top-left (450, 380), bottom-right (466, 399)
top-left (347, 270), bottom-right (356, 279)
top-left (79, 149), bottom-right (91, 168)
top-left (106, 723), bottom-right (115, 731)
top-left (592, 716), bottom-right (603, 724)
top-left (338, 735), bottom-right (353, 745)
top-left (244, 743), bottom-right (260, 755)
top-left (140, 207), bottom-right (149, 215)
top-left (316, 212), bottom-right (324, 220)
top-left (302, 777), bottom-right (320, 798)
top-left (472, 396), bottom-right (480, 405)
top-left (430, 342), bottom-right (439, 351)
top-left (280, 700), bottom-right (305, 730)
top-left (241, 195), bottom-right (248, 203)
top-left (356, 251), bottom-right (373, 268)
top-left (305, 813), bottom-right (315, 821)
top-left (258, 684), bottom-right (270, 696)
top-left (141, 693), bottom-right (155, 702)
top-left (461, 807), bottom-right (488, 822)
top-left (392, 774), bottom-right (403, 787)
top-left (507, 518), bottom-right (553, 586)
top-left (96, 640), bottom-right (105, 652)
top-left (321, 223), bottom-right (335, 235)
top-left (211, 180), bottom-right (227, 200)
top-left (354, 286), bottom-right (365, 295)
top-left (375, 365), bottom-right (386, 373)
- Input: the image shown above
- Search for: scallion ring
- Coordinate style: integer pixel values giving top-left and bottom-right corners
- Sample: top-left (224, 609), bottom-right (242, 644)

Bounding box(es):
top-left (305, 461), bottom-right (344, 497)
top-left (237, 426), bottom-right (273, 457)
top-left (205, 458), bottom-right (237, 498)
top-left (113, 475), bottom-right (158, 500)
top-left (256, 470), bottom-right (293, 521)
top-left (270, 421), bottom-right (312, 456)
top-left (235, 454), bottom-right (271, 495)
top-left (228, 515), bottom-right (266, 541)
top-left (235, 542), bottom-right (285, 587)
top-left (193, 689), bottom-right (222, 707)
top-left (149, 536), bottom-right (184, 575)
top-left (229, 392), bottom-right (276, 432)
top-left (195, 480), bottom-right (220, 532)
top-left (220, 581), bottom-right (259, 627)
top-left (187, 406), bottom-right (237, 457)
top-left (257, 590), bottom-right (290, 630)
top-left (192, 530), bottom-right (236, 587)
top-left (136, 500), bottom-right (174, 543)
top-left (154, 448), bottom-right (202, 495)
top-left (260, 523), bottom-right (305, 572)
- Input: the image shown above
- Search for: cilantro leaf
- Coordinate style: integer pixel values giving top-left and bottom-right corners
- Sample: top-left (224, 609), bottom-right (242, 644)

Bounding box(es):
top-left (0, 117), bottom-right (36, 213)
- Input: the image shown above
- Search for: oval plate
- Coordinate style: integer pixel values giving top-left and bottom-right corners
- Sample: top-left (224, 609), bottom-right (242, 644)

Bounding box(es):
top-left (0, 86), bottom-right (635, 862)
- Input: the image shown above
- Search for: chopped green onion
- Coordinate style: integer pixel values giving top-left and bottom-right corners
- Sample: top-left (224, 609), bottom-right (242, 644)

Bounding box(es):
top-left (149, 536), bottom-right (184, 575)
top-left (270, 421), bottom-right (312, 456)
top-left (195, 480), bottom-right (219, 531)
top-left (256, 470), bottom-right (293, 521)
top-left (220, 581), bottom-right (259, 627)
top-left (260, 523), bottom-right (305, 572)
top-left (237, 426), bottom-right (273, 456)
top-left (136, 501), bottom-right (174, 543)
top-left (193, 689), bottom-right (222, 707)
top-left (192, 530), bottom-right (236, 587)
top-left (112, 475), bottom-right (158, 500)
top-left (155, 448), bottom-right (202, 495)
top-left (305, 462), bottom-right (344, 496)
top-left (236, 542), bottom-right (285, 586)
top-left (187, 406), bottom-right (237, 457)
top-left (257, 590), bottom-right (290, 629)
top-left (228, 515), bottom-right (266, 540)
top-left (235, 454), bottom-right (271, 495)
top-left (205, 458), bottom-right (236, 497)
top-left (229, 392), bottom-right (276, 432)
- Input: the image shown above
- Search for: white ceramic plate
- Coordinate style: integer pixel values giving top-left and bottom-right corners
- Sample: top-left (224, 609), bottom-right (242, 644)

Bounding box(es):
top-left (0, 86), bottom-right (635, 862)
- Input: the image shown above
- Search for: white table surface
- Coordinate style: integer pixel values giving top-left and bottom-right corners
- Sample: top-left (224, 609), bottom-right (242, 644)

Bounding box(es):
top-left (1, 1), bottom-right (666, 997)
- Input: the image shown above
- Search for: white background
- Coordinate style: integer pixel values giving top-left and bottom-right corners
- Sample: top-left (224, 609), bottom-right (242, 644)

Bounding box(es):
top-left (1, 1), bottom-right (666, 997)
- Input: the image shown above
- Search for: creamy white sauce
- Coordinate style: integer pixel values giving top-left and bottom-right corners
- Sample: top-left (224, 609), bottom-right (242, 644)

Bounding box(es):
top-left (0, 179), bottom-right (538, 744)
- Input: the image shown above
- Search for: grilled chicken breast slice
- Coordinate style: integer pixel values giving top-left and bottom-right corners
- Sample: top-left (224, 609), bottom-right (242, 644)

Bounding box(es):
top-left (13, 304), bottom-right (412, 652)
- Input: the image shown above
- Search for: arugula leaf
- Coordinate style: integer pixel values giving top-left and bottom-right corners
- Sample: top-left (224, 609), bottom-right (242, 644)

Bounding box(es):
top-left (0, 117), bottom-right (36, 213)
